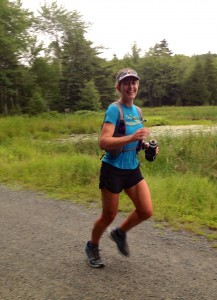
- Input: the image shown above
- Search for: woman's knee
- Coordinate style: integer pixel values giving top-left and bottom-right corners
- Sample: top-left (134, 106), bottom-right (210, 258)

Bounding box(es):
top-left (137, 207), bottom-right (153, 221)
top-left (101, 211), bottom-right (117, 225)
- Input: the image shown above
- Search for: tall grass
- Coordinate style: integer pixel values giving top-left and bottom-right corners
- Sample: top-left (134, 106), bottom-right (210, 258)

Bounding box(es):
top-left (142, 105), bottom-right (217, 124)
top-left (0, 108), bottom-right (217, 243)
top-left (0, 106), bottom-right (217, 142)
top-left (0, 111), bottom-right (104, 141)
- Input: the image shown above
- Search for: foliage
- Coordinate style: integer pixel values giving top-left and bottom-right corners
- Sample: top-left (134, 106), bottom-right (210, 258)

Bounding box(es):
top-left (28, 90), bottom-right (46, 115)
top-left (30, 57), bottom-right (61, 111)
top-left (1, 2), bottom-right (217, 116)
top-left (0, 0), bottom-right (33, 114)
top-left (77, 80), bottom-right (100, 111)
top-left (182, 58), bottom-right (210, 105)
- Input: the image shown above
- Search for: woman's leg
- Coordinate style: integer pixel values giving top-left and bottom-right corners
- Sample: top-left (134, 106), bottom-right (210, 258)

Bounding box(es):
top-left (120, 179), bottom-right (153, 233)
top-left (91, 188), bottom-right (119, 245)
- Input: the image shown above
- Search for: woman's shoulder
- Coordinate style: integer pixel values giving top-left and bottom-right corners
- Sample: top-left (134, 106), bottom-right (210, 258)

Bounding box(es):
top-left (106, 102), bottom-right (120, 114)
top-left (103, 102), bottom-right (120, 124)
top-left (108, 101), bottom-right (120, 109)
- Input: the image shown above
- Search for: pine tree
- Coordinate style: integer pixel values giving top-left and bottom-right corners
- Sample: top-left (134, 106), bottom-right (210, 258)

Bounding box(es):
top-left (77, 80), bottom-right (100, 111)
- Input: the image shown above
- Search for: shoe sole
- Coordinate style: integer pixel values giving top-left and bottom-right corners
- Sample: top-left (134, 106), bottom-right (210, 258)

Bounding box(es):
top-left (87, 260), bottom-right (105, 268)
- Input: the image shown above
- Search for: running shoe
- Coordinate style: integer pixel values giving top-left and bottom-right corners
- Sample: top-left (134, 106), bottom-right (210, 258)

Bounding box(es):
top-left (108, 227), bottom-right (130, 257)
top-left (85, 241), bottom-right (104, 268)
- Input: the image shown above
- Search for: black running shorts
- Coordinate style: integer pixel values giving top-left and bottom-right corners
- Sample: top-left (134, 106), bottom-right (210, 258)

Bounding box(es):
top-left (99, 162), bottom-right (144, 194)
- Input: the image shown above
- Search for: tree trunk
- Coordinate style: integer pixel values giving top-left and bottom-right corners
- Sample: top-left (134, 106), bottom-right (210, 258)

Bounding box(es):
top-left (1, 85), bottom-right (8, 115)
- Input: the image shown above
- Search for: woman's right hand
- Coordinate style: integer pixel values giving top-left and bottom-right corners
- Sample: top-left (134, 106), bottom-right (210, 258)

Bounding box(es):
top-left (132, 128), bottom-right (150, 141)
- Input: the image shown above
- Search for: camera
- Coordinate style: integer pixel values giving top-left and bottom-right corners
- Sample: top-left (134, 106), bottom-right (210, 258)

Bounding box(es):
top-left (145, 139), bottom-right (158, 162)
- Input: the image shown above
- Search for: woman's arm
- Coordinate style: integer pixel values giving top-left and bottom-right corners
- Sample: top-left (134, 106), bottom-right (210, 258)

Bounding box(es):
top-left (99, 122), bottom-right (150, 151)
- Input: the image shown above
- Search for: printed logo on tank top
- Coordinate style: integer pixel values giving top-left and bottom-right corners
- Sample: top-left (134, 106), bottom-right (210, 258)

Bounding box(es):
top-left (125, 113), bottom-right (141, 125)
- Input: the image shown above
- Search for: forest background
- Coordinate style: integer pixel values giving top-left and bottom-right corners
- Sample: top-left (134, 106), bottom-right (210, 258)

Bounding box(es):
top-left (1, 0), bottom-right (217, 115)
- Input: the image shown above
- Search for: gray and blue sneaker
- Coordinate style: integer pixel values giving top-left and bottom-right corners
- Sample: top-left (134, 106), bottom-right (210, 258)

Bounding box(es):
top-left (108, 227), bottom-right (130, 257)
top-left (85, 241), bottom-right (104, 268)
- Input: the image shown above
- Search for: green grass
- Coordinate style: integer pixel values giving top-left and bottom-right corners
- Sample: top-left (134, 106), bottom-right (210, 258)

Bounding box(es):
top-left (0, 107), bottom-right (217, 245)
top-left (142, 105), bottom-right (217, 125)
top-left (0, 106), bottom-right (217, 142)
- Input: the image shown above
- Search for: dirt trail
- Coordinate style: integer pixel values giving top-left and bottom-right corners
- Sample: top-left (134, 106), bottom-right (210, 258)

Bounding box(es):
top-left (0, 185), bottom-right (216, 300)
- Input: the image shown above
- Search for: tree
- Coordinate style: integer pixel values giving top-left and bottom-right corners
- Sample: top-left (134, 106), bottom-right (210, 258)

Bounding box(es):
top-left (37, 1), bottom-right (101, 111)
top-left (36, 1), bottom-right (73, 78)
top-left (27, 90), bottom-right (46, 115)
top-left (0, 0), bottom-right (33, 114)
top-left (182, 58), bottom-right (210, 105)
top-left (30, 57), bottom-right (60, 111)
top-left (123, 42), bottom-right (141, 64)
top-left (204, 53), bottom-right (217, 105)
top-left (77, 80), bottom-right (100, 111)
top-left (90, 58), bottom-right (118, 109)
top-left (139, 40), bottom-right (175, 106)
top-left (140, 40), bottom-right (176, 106)
top-left (146, 39), bottom-right (173, 57)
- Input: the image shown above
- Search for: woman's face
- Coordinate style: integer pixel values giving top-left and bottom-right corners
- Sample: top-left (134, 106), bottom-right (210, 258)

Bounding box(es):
top-left (118, 77), bottom-right (139, 101)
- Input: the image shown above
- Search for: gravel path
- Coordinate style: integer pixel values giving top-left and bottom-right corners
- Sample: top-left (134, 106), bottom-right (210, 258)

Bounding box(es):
top-left (0, 185), bottom-right (216, 300)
